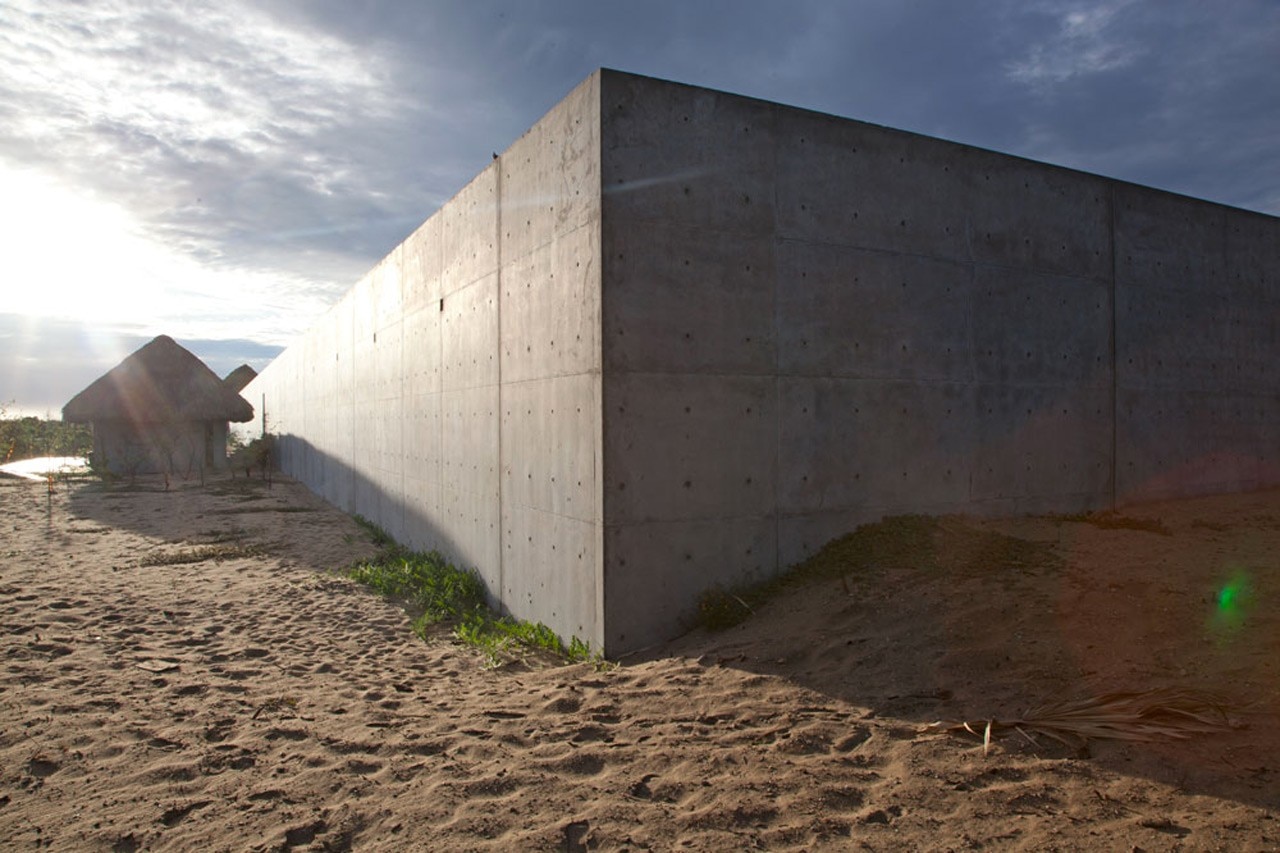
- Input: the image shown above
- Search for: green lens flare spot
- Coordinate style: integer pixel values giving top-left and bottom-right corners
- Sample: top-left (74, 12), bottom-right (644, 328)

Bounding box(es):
top-left (1208, 570), bottom-right (1255, 644)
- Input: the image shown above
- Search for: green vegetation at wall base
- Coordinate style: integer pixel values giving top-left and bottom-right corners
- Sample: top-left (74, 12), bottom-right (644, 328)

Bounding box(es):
top-left (347, 515), bottom-right (604, 668)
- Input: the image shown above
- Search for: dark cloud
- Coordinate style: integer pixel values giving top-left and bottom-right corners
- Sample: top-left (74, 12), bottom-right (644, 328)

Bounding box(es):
top-left (6, 0), bottom-right (1275, 279)
top-left (269, 0), bottom-right (1280, 213)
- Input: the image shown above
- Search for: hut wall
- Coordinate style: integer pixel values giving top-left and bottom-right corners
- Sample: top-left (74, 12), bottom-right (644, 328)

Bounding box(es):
top-left (94, 420), bottom-right (224, 477)
top-left (246, 70), bottom-right (1280, 654)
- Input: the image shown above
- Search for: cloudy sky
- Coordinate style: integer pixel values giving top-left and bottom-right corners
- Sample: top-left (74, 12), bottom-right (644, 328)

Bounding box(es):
top-left (2, 0), bottom-right (1277, 415)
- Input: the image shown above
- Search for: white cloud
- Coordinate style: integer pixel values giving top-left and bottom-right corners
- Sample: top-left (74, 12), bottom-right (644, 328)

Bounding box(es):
top-left (0, 0), bottom-right (413, 356)
top-left (0, 162), bottom-right (336, 345)
top-left (0, 0), bottom-right (414, 266)
top-left (0, 0), bottom-right (397, 169)
top-left (1006, 0), bottom-right (1143, 86)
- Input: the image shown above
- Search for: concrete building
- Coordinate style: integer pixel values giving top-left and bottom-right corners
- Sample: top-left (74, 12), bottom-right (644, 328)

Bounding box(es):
top-left (245, 69), bottom-right (1280, 655)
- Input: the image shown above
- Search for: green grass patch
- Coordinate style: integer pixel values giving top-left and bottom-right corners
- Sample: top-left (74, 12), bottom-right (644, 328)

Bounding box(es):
top-left (210, 506), bottom-right (316, 515)
top-left (348, 551), bottom-right (486, 622)
top-left (138, 544), bottom-right (267, 566)
top-left (698, 514), bottom-right (1061, 631)
top-left (345, 517), bottom-right (603, 667)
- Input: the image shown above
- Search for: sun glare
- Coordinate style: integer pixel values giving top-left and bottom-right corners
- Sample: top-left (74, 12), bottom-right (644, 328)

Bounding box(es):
top-left (0, 164), bottom-right (166, 322)
top-left (0, 162), bottom-right (329, 346)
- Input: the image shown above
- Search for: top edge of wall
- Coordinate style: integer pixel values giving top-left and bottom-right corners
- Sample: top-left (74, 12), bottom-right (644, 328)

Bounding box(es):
top-left (595, 67), bottom-right (1278, 224)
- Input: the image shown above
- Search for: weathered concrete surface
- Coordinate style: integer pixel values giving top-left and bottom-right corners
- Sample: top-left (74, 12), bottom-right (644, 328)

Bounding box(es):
top-left (597, 73), bottom-right (1125, 651)
top-left (248, 69), bottom-right (1278, 655)
top-left (252, 73), bottom-right (604, 647)
top-left (1113, 184), bottom-right (1280, 502)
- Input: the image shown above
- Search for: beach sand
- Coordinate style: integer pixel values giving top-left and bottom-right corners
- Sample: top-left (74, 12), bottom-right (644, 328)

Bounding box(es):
top-left (1, 473), bottom-right (1278, 851)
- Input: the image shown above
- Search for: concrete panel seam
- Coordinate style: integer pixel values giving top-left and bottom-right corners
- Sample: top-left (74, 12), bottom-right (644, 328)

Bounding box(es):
top-left (772, 130), bottom-right (784, 590)
top-left (594, 73), bottom-right (606, 648)
top-left (964, 253), bottom-right (977, 503)
top-left (496, 153), bottom-right (505, 606)
top-left (1108, 182), bottom-right (1118, 510)
top-left (776, 235), bottom-right (1111, 286)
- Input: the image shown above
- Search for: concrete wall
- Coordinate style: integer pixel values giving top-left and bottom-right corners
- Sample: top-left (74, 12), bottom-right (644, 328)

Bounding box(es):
top-left (247, 72), bottom-right (604, 647)
top-left (248, 69), bottom-right (1278, 655)
top-left (596, 71), bottom-right (1278, 651)
top-left (1114, 185), bottom-right (1280, 501)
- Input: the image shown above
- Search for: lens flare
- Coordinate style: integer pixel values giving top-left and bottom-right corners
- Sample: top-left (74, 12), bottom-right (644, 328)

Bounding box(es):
top-left (1208, 569), bottom-right (1254, 641)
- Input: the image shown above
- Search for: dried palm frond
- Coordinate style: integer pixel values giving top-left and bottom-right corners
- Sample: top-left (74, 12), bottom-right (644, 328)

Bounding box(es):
top-left (928, 688), bottom-right (1242, 754)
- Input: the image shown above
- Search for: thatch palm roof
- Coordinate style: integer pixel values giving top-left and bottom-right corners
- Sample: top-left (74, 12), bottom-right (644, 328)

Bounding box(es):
top-left (63, 335), bottom-right (254, 424)
top-left (223, 364), bottom-right (258, 393)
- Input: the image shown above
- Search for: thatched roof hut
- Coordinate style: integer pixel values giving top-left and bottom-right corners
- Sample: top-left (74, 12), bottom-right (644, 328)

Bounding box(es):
top-left (64, 335), bottom-right (253, 476)
top-left (223, 364), bottom-right (258, 394)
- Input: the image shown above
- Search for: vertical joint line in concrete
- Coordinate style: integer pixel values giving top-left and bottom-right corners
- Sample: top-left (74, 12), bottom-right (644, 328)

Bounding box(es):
top-left (1108, 183), bottom-right (1118, 510)
top-left (494, 156), bottom-right (505, 606)
top-left (595, 78), bottom-right (607, 646)
top-left (769, 102), bottom-right (782, 577)
top-left (965, 258), bottom-right (977, 503)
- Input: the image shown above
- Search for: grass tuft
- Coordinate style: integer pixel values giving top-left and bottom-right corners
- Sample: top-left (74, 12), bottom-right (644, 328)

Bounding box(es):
top-left (345, 517), bottom-right (604, 667)
top-left (348, 551), bottom-right (486, 622)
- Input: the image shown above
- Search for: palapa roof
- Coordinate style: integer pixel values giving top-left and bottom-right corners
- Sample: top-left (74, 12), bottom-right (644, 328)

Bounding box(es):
top-left (63, 335), bottom-right (254, 424)
top-left (223, 364), bottom-right (258, 393)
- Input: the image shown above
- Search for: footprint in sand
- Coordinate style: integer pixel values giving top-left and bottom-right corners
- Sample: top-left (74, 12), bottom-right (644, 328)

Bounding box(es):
top-left (26, 756), bottom-right (60, 779)
top-left (860, 803), bottom-right (905, 825)
top-left (345, 759), bottom-right (384, 775)
top-left (569, 724), bottom-right (612, 744)
top-left (111, 832), bottom-right (140, 852)
top-left (819, 785), bottom-right (867, 813)
top-left (202, 746), bottom-right (256, 773)
top-left (159, 800), bottom-right (211, 827)
top-left (774, 729), bottom-right (835, 756)
top-left (545, 750), bottom-right (606, 776)
top-left (202, 719), bottom-right (235, 743)
top-left (542, 694), bottom-right (582, 714)
top-left (281, 820), bottom-right (326, 848)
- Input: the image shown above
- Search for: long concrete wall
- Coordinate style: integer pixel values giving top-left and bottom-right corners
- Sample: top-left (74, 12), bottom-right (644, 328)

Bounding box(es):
top-left (595, 71), bottom-right (1277, 651)
top-left (249, 69), bottom-right (1278, 655)
top-left (247, 73), bottom-right (604, 646)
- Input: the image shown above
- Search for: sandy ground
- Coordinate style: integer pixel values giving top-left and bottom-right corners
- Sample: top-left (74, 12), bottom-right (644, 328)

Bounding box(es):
top-left (1, 473), bottom-right (1278, 852)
